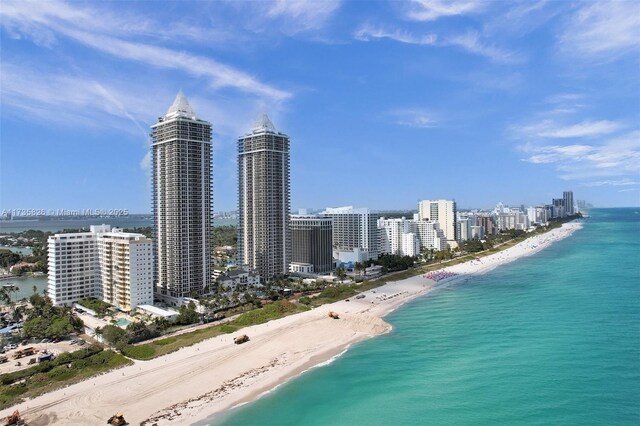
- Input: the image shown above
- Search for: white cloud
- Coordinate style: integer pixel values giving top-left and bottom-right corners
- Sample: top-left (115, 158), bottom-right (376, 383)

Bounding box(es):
top-left (266, 0), bottom-right (342, 32)
top-left (446, 31), bottom-right (523, 64)
top-left (520, 131), bottom-right (640, 180)
top-left (405, 0), bottom-right (485, 21)
top-left (582, 179), bottom-right (639, 187)
top-left (354, 25), bottom-right (437, 45)
top-left (354, 25), bottom-right (519, 63)
top-left (559, 1), bottom-right (640, 58)
top-left (389, 109), bottom-right (439, 128)
top-left (0, 0), bottom-right (291, 101)
top-left (513, 119), bottom-right (623, 139)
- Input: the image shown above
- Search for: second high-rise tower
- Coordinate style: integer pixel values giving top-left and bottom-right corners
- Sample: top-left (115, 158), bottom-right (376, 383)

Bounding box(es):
top-left (238, 114), bottom-right (291, 282)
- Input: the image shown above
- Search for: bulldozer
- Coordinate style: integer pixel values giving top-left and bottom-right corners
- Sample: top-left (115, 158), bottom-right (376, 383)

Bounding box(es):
top-left (328, 311), bottom-right (339, 319)
top-left (107, 413), bottom-right (127, 425)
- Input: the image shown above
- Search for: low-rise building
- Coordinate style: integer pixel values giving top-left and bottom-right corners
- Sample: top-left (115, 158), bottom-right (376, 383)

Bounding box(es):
top-left (216, 267), bottom-right (262, 291)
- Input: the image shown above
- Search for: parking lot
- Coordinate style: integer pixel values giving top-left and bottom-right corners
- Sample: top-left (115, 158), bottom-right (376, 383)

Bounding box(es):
top-left (0, 339), bottom-right (85, 374)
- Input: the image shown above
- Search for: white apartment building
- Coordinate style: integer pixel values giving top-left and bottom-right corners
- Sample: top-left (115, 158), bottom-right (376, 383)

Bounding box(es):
top-left (97, 229), bottom-right (153, 311)
top-left (418, 199), bottom-right (457, 248)
top-left (47, 228), bottom-right (101, 306)
top-left (414, 220), bottom-right (447, 251)
top-left (378, 217), bottom-right (446, 256)
top-left (322, 206), bottom-right (378, 262)
top-left (401, 233), bottom-right (419, 257)
top-left (48, 225), bottom-right (153, 311)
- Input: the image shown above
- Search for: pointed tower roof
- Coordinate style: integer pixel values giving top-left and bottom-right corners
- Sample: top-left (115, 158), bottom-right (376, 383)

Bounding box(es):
top-left (252, 113), bottom-right (277, 134)
top-left (165, 90), bottom-right (196, 119)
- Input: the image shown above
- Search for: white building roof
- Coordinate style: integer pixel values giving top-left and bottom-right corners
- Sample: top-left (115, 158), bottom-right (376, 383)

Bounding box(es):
top-left (137, 305), bottom-right (178, 318)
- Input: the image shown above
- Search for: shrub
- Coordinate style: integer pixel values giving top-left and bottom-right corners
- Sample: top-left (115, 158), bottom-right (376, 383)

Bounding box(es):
top-left (121, 345), bottom-right (155, 360)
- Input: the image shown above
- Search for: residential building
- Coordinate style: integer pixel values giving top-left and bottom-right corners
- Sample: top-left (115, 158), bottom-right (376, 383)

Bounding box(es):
top-left (378, 217), bottom-right (446, 255)
top-left (152, 91), bottom-right (213, 302)
top-left (48, 225), bottom-right (152, 310)
top-left (418, 199), bottom-right (457, 247)
top-left (322, 206), bottom-right (378, 262)
top-left (563, 191), bottom-right (574, 215)
top-left (237, 114), bottom-right (291, 282)
top-left (552, 198), bottom-right (566, 218)
top-left (414, 220), bottom-right (447, 251)
top-left (216, 267), bottom-right (262, 291)
top-left (97, 229), bottom-right (153, 311)
top-left (48, 228), bottom-right (101, 306)
top-left (290, 215), bottom-right (333, 274)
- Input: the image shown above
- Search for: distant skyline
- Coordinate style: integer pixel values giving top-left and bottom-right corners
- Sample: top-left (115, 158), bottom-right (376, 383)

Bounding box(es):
top-left (1, 0), bottom-right (639, 212)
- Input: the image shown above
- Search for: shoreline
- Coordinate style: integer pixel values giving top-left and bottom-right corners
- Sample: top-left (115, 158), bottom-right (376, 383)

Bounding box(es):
top-left (1, 222), bottom-right (583, 425)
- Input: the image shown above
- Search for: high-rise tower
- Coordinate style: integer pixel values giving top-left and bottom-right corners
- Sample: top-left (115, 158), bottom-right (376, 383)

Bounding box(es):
top-left (152, 91), bottom-right (212, 301)
top-left (238, 114), bottom-right (291, 282)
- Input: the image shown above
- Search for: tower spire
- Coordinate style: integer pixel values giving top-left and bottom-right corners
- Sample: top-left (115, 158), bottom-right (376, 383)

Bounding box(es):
top-left (253, 113), bottom-right (277, 133)
top-left (166, 90), bottom-right (195, 118)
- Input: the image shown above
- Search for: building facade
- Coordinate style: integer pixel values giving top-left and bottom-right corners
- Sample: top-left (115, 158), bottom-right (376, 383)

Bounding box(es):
top-left (238, 114), bottom-right (291, 282)
top-left (563, 191), bottom-right (574, 215)
top-left (322, 206), bottom-right (379, 262)
top-left (97, 229), bottom-right (154, 311)
top-left (290, 215), bottom-right (333, 274)
top-left (418, 199), bottom-right (458, 247)
top-left (47, 228), bottom-right (101, 306)
top-left (152, 91), bottom-right (213, 301)
top-left (48, 225), bottom-right (153, 310)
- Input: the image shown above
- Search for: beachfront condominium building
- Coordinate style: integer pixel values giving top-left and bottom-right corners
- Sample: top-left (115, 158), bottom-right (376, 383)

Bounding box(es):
top-left (290, 215), bottom-right (333, 274)
top-left (378, 217), bottom-right (446, 255)
top-left (238, 114), bottom-right (291, 282)
top-left (48, 225), bottom-right (153, 310)
top-left (563, 191), bottom-right (574, 215)
top-left (48, 227), bottom-right (102, 306)
top-left (97, 229), bottom-right (153, 311)
top-left (418, 199), bottom-right (458, 248)
top-left (322, 206), bottom-right (379, 263)
top-left (152, 91), bottom-right (213, 301)
top-left (552, 198), bottom-right (566, 218)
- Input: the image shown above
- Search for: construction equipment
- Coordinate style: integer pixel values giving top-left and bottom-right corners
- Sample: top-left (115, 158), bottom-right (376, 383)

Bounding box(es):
top-left (328, 311), bottom-right (340, 319)
top-left (13, 347), bottom-right (35, 359)
top-left (107, 412), bottom-right (127, 425)
top-left (234, 335), bottom-right (250, 344)
top-left (4, 410), bottom-right (25, 426)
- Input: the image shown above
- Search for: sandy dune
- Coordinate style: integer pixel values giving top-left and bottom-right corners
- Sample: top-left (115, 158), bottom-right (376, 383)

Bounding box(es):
top-left (1, 222), bottom-right (582, 425)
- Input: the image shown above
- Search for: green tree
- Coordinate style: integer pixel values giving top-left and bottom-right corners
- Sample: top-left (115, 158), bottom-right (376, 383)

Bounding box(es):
top-left (175, 302), bottom-right (200, 326)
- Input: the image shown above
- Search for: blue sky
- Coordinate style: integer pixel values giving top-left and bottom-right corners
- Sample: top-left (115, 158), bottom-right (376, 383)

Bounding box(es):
top-left (1, 0), bottom-right (639, 213)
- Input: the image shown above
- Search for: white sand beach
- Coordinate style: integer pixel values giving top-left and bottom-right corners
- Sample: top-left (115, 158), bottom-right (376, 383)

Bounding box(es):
top-left (1, 222), bottom-right (582, 425)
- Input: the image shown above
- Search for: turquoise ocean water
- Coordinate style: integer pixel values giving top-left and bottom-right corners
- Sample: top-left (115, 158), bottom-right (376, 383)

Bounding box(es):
top-left (211, 208), bottom-right (640, 426)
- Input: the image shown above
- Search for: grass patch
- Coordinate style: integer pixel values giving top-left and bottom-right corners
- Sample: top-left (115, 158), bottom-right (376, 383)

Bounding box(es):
top-left (310, 285), bottom-right (358, 307)
top-left (154, 337), bottom-right (177, 346)
top-left (0, 345), bottom-right (131, 410)
top-left (121, 345), bottom-right (156, 360)
top-left (220, 324), bottom-right (238, 334)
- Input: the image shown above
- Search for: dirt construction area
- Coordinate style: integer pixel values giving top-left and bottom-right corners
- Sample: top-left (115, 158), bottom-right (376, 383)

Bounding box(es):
top-left (0, 339), bottom-right (84, 374)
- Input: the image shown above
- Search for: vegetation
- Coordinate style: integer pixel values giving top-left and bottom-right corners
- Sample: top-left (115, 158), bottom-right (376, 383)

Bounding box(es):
top-left (22, 293), bottom-right (83, 339)
top-left (78, 297), bottom-right (112, 316)
top-left (123, 300), bottom-right (309, 360)
top-left (0, 249), bottom-right (20, 268)
top-left (175, 302), bottom-right (201, 326)
top-left (0, 345), bottom-right (131, 409)
top-left (212, 225), bottom-right (237, 247)
top-left (372, 254), bottom-right (416, 272)
top-left (309, 285), bottom-right (358, 307)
